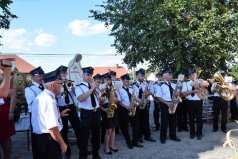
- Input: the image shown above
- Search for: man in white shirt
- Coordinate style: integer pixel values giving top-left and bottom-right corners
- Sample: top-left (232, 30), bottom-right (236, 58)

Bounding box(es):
top-left (156, 70), bottom-right (181, 144)
top-left (150, 72), bottom-right (163, 131)
top-left (117, 73), bottom-right (142, 149)
top-left (181, 69), bottom-right (206, 140)
top-left (0, 59), bottom-right (13, 98)
top-left (31, 70), bottom-right (67, 159)
top-left (132, 68), bottom-right (156, 143)
top-left (211, 71), bottom-right (231, 133)
top-left (75, 67), bottom-right (101, 159)
top-left (24, 66), bottom-right (45, 159)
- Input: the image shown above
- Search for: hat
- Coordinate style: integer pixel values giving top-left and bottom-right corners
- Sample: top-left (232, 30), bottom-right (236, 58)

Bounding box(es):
top-left (156, 72), bottom-right (163, 77)
top-left (102, 73), bottom-right (111, 79)
top-left (109, 70), bottom-right (116, 76)
top-left (30, 66), bottom-right (44, 76)
top-left (187, 69), bottom-right (196, 76)
top-left (121, 74), bottom-right (131, 80)
top-left (162, 69), bottom-right (172, 75)
top-left (82, 67), bottom-right (94, 75)
top-left (56, 65), bottom-right (68, 73)
top-left (93, 73), bottom-right (102, 80)
top-left (43, 70), bottom-right (62, 83)
top-left (136, 68), bottom-right (145, 75)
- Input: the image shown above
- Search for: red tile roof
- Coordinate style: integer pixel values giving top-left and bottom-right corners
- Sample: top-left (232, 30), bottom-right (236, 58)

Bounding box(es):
top-left (93, 65), bottom-right (128, 78)
top-left (0, 54), bottom-right (35, 73)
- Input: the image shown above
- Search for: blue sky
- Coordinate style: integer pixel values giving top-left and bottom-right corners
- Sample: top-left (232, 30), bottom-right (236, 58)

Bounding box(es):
top-left (0, 0), bottom-right (146, 72)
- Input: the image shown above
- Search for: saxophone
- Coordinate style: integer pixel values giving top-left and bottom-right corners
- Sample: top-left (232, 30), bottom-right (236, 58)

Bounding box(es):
top-left (129, 87), bottom-right (139, 116)
top-left (168, 81), bottom-right (182, 114)
top-left (139, 84), bottom-right (150, 109)
top-left (107, 85), bottom-right (117, 118)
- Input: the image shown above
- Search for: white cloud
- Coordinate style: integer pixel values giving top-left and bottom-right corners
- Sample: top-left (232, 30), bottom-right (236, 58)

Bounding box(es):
top-left (68, 20), bottom-right (109, 36)
top-left (34, 33), bottom-right (56, 47)
top-left (0, 28), bottom-right (31, 51)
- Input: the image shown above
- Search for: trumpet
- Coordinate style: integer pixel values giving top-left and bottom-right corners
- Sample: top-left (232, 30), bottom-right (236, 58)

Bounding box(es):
top-left (60, 80), bottom-right (74, 98)
top-left (63, 80), bottom-right (73, 89)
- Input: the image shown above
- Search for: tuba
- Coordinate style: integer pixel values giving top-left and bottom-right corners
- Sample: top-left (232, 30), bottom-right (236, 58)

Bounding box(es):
top-left (191, 69), bottom-right (208, 100)
top-left (213, 71), bottom-right (235, 101)
top-left (107, 85), bottom-right (118, 118)
top-left (129, 87), bottom-right (139, 116)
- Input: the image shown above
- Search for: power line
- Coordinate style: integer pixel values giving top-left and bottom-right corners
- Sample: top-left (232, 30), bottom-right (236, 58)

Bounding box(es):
top-left (0, 52), bottom-right (124, 56)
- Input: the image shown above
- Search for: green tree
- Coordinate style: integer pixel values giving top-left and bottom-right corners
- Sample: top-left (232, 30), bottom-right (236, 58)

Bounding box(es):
top-left (0, 0), bottom-right (17, 42)
top-left (90, 0), bottom-right (238, 77)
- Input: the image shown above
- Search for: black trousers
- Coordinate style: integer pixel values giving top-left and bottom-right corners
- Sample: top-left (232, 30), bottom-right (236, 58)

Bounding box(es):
top-left (118, 106), bottom-right (140, 145)
top-left (153, 101), bottom-right (160, 128)
top-left (58, 105), bottom-right (80, 155)
top-left (33, 133), bottom-right (62, 159)
top-left (30, 113), bottom-right (38, 159)
top-left (80, 109), bottom-right (101, 159)
top-left (138, 106), bottom-right (151, 139)
top-left (187, 100), bottom-right (203, 136)
top-left (160, 103), bottom-right (177, 141)
top-left (176, 100), bottom-right (188, 130)
top-left (230, 97), bottom-right (237, 120)
top-left (213, 97), bottom-right (228, 130)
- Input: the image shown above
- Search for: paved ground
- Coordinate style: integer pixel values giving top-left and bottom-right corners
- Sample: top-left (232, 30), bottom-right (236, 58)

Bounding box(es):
top-left (1, 120), bottom-right (238, 159)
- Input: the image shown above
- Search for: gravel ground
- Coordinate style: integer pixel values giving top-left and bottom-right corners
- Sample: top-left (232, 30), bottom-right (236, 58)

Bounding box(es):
top-left (1, 120), bottom-right (237, 159)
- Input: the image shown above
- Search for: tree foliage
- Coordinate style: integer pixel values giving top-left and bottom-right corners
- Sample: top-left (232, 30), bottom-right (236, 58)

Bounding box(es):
top-left (90, 0), bottom-right (238, 76)
top-left (0, 0), bottom-right (17, 39)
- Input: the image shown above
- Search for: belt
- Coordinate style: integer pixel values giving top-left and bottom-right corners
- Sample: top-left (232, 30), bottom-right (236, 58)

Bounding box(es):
top-left (81, 108), bottom-right (99, 112)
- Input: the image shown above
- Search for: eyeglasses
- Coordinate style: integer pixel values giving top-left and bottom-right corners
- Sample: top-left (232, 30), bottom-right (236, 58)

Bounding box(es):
top-left (55, 82), bottom-right (63, 85)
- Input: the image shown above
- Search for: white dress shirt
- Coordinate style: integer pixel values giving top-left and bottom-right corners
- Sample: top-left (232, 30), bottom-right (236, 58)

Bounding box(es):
top-left (118, 86), bottom-right (133, 109)
top-left (181, 80), bottom-right (201, 100)
top-left (25, 81), bottom-right (44, 112)
top-left (155, 81), bottom-right (175, 101)
top-left (56, 84), bottom-right (75, 106)
top-left (75, 81), bottom-right (100, 110)
top-left (132, 80), bottom-right (148, 102)
top-left (31, 89), bottom-right (63, 134)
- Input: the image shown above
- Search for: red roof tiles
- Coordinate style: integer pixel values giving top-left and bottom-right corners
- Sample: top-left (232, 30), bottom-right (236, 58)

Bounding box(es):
top-left (0, 54), bottom-right (35, 73)
top-left (93, 65), bottom-right (128, 78)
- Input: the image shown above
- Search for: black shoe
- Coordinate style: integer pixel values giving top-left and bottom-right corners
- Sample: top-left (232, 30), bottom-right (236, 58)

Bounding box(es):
top-left (160, 140), bottom-right (166, 144)
top-left (138, 138), bottom-right (143, 143)
top-left (104, 149), bottom-right (112, 155)
top-left (170, 137), bottom-right (181, 142)
top-left (212, 128), bottom-right (218, 132)
top-left (190, 134), bottom-right (195, 139)
top-left (144, 137), bottom-right (156, 142)
top-left (127, 143), bottom-right (133, 149)
top-left (132, 142), bottom-right (143, 148)
top-left (197, 135), bottom-right (202, 140)
top-left (178, 129), bottom-right (182, 132)
top-left (110, 147), bottom-right (118, 153)
top-left (221, 129), bottom-right (227, 133)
